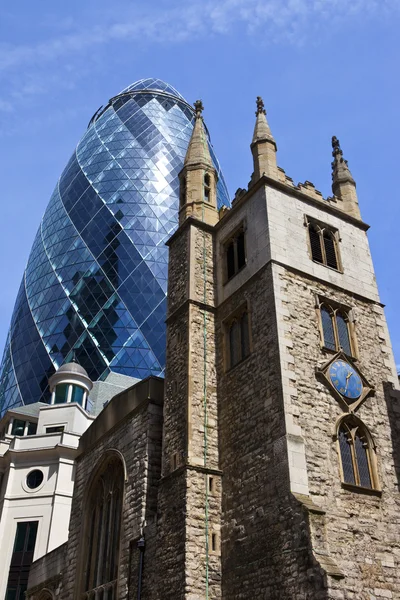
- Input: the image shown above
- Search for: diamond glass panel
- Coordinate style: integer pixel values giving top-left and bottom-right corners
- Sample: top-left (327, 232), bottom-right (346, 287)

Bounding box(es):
top-left (0, 79), bottom-right (230, 414)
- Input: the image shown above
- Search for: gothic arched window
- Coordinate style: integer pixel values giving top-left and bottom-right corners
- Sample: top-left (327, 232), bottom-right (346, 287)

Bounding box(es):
top-left (224, 226), bottom-right (246, 281)
top-left (227, 307), bottom-right (251, 369)
top-left (81, 456), bottom-right (124, 599)
top-left (307, 219), bottom-right (340, 271)
top-left (319, 301), bottom-right (355, 357)
top-left (337, 418), bottom-right (378, 490)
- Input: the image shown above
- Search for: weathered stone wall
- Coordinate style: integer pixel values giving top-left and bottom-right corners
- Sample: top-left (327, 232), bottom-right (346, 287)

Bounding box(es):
top-left (276, 264), bottom-right (400, 598)
top-left (27, 543), bottom-right (66, 599)
top-left (29, 382), bottom-right (164, 600)
top-left (157, 219), bottom-right (222, 599)
top-left (217, 263), bottom-right (327, 599)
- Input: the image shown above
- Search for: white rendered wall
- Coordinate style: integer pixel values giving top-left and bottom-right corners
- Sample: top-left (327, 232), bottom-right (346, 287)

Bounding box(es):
top-left (0, 403), bottom-right (92, 600)
top-left (37, 403), bottom-right (94, 435)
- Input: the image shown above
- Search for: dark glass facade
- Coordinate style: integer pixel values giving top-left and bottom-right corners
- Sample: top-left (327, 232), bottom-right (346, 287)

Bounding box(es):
top-left (0, 78), bottom-right (230, 414)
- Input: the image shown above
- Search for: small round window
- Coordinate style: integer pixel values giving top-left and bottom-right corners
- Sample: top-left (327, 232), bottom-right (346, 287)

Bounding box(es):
top-left (26, 469), bottom-right (44, 490)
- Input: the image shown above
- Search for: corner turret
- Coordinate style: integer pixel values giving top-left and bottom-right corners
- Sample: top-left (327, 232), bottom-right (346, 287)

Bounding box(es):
top-left (48, 359), bottom-right (93, 410)
top-left (331, 136), bottom-right (361, 219)
top-left (251, 96), bottom-right (278, 182)
top-left (178, 100), bottom-right (219, 226)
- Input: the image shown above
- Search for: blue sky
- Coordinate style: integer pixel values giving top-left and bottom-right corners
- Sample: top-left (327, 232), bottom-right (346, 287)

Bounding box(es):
top-left (1, 0), bottom-right (400, 364)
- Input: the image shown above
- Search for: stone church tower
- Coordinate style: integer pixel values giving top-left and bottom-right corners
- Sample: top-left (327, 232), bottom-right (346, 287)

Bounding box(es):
top-left (159, 98), bottom-right (400, 598)
top-left (25, 97), bottom-right (400, 600)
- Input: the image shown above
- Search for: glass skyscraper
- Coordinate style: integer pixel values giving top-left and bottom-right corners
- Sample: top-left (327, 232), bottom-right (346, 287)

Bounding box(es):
top-left (0, 78), bottom-right (230, 414)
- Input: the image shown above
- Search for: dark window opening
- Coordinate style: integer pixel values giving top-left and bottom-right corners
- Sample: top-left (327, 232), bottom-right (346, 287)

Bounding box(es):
top-left (46, 426), bottom-right (65, 434)
top-left (11, 420), bottom-right (25, 437)
top-left (204, 173), bottom-right (211, 202)
top-left (180, 177), bottom-right (186, 207)
top-left (27, 422), bottom-right (37, 436)
top-left (226, 241), bottom-right (235, 279)
top-left (324, 231), bottom-right (338, 269)
top-left (228, 310), bottom-right (250, 368)
top-left (5, 521), bottom-right (38, 600)
top-left (307, 220), bottom-right (339, 270)
top-left (26, 470), bottom-right (44, 490)
top-left (309, 226), bottom-right (323, 263)
top-left (225, 228), bottom-right (246, 280)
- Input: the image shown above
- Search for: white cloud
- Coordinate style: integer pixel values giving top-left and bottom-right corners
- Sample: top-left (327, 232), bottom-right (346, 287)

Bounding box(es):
top-left (0, 0), bottom-right (397, 73)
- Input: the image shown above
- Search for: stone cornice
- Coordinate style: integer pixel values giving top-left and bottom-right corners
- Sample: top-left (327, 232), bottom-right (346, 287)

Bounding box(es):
top-left (216, 175), bottom-right (370, 232)
top-left (166, 215), bottom-right (215, 247)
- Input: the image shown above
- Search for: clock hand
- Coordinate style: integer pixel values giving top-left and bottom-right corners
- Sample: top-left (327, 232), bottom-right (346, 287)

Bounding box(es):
top-left (344, 371), bottom-right (352, 393)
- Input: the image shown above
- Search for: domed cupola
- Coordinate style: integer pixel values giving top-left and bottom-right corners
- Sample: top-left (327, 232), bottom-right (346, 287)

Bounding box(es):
top-left (48, 358), bottom-right (93, 410)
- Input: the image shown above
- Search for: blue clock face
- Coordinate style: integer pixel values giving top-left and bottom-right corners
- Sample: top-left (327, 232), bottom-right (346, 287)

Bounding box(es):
top-left (328, 360), bottom-right (363, 400)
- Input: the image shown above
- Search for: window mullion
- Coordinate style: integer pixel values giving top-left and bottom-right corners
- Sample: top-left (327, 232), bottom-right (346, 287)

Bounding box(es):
top-left (332, 309), bottom-right (340, 351)
top-left (350, 432), bottom-right (361, 486)
top-left (319, 229), bottom-right (327, 266)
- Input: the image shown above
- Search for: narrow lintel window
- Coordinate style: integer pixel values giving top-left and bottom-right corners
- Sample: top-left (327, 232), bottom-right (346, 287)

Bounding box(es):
top-left (225, 227), bottom-right (246, 281)
top-left (307, 219), bottom-right (340, 270)
top-left (46, 425), bottom-right (65, 434)
top-left (227, 308), bottom-right (251, 369)
top-left (204, 173), bottom-right (211, 202)
top-left (338, 418), bottom-right (377, 490)
top-left (319, 301), bottom-right (354, 356)
top-left (180, 176), bottom-right (186, 207)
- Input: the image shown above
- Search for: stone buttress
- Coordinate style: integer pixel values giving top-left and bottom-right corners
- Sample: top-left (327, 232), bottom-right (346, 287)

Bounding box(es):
top-left (156, 101), bottom-right (222, 599)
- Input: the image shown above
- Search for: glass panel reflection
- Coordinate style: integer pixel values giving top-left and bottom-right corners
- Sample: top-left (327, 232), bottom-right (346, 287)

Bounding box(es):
top-left (0, 79), bottom-right (230, 414)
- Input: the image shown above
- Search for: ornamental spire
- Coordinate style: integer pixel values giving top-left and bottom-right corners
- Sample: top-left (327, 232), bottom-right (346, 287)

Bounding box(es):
top-left (251, 96), bottom-right (278, 182)
top-left (184, 99), bottom-right (213, 169)
top-left (331, 136), bottom-right (360, 219)
top-left (178, 99), bottom-right (218, 226)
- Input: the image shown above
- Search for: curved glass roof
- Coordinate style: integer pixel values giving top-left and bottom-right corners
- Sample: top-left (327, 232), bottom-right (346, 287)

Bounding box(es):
top-left (120, 78), bottom-right (186, 102)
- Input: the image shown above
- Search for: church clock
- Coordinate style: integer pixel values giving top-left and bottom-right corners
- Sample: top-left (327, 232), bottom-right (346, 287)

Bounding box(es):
top-left (317, 352), bottom-right (374, 411)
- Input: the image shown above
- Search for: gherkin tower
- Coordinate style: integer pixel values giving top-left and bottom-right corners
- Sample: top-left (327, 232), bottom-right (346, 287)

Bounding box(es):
top-left (0, 78), bottom-right (230, 413)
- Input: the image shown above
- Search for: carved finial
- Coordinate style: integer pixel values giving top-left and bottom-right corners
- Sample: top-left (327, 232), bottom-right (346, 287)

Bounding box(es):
top-left (331, 135), bottom-right (359, 218)
top-left (332, 136), bottom-right (342, 157)
top-left (331, 135), bottom-right (352, 181)
top-left (256, 96), bottom-right (266, 116)
top-left (194, 99), bottom-right (204, 118)
top-left (71, 350), bottom-right (78, 363)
